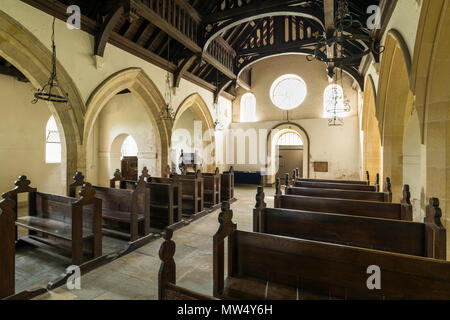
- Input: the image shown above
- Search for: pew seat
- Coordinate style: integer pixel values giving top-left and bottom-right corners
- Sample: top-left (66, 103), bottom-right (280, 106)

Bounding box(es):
top-left (16, 216), bottom-right (94, 241)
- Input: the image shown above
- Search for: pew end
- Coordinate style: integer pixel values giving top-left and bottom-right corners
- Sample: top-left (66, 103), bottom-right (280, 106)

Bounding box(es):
top-left (0, 198), bottom-right (16, 299)
top-left (425, 198), bottom-right (447, 260)
top-left (158, 228), bottom-right (217, 300)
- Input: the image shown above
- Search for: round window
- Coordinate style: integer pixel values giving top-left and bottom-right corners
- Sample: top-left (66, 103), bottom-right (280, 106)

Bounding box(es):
top-left (270, 74), bottom-right (307, 110)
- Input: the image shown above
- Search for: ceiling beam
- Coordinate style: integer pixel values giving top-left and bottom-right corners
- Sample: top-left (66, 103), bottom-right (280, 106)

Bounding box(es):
top-left (203, 0), bottom-right (307, 24)
top-left (94, 5), bottom-right (125, 57)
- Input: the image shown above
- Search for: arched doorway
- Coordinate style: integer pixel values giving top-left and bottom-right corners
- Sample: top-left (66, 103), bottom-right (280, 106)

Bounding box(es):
top-left (267, 122), bottom-right (310, 184)
top-left (275, 131), bottom-right (304, 182)
top-left (362, 76), bottom-right (382, 185)
top-left (0, 11), bottom-right (84, 194)
top-left (84, 68), bottom-right (170, 184)
top-left (173, 93), bottom-right (216, 173)
top-left (377, 30), bottom-right (413, 201)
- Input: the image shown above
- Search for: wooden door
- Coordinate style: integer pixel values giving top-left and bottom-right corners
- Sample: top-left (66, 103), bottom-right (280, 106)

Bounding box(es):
top-left (121, 156), bottom-right (138, 181)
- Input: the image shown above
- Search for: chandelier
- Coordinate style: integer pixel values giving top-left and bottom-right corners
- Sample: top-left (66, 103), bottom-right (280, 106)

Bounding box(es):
top-left (307, 0), bottom-right (384, 78)
top-left (32, 17), bottom-right (69, 105)
top-left (326, 69), bottom-right (351, 127)
top-left (160, 38), bottom-right (175, 121)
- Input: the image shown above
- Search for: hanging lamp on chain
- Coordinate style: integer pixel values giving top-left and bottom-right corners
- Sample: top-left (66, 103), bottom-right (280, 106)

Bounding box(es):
top-left (160, 37), bottom-right (175, 121)
top-left (32, 17), bottom-right (69, 105)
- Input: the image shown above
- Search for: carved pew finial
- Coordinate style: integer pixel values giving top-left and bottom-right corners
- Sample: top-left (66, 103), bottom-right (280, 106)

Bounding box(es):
top-left (402, 185), bottom-right (411, 205)
top-left (113, 169), bottom-right (122, 180)
top-left (385, 177), bottom-right (392, 194)
top-left (2, 175), bottom-right (37, 200)
top-left (141, 167), bottom-right (150, 179)
top-left (196, 169), bottom-right (202, 179)
top-left (366, 171), bottom-right (370, 184)
top-left (73, 171), bottom-right (85, 184)
top-left (217, 201), bottom-right (235, 233)
top-left (296, 168), bottom-right (299, 179)
top-left (375, 173), bottom-right (380, 192)
top-left (255, 186), bottom-right (266, 209)
top-left (79, 183), bottom-right (96, 200)
top-left (215, 167), bottom-right (220, 175)
top-left (285, 173), bottom-right (290, 188)
top-left (172, 172), bottom-right (179, 183)
top-left (158, 228), bottom-right (176, 300)
top-left (276, 178), bottom-right (282, 196)
top-left (292, 169), bottom-right (296, 181)
top-left (229, 166), bottom-right (234, 173)
top-left (69, 171), bottom-right (86, 198)
top-left (425, 198), bottom-right (447, 260)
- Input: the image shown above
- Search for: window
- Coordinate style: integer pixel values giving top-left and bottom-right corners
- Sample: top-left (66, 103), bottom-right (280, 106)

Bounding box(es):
top-left (46, 116), bottom-right (62, 163)
top-left (270, 74), bottom-right (307, 110)
top-left (240, 92), bottom-right (256, 123)
top-left (121, 136), bottom-right (138, 158)
top-left (277, 132), bottom-right (303, 146)
top-left (324, 84), bottom-right (345, 117)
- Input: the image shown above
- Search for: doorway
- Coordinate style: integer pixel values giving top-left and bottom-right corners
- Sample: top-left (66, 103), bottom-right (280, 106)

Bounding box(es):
top-left (275, 132), bottom-right (304, 182)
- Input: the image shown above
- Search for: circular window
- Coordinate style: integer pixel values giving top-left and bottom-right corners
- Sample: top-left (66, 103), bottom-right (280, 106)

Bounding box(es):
top-left (270, 74), bottom-right (307, 110)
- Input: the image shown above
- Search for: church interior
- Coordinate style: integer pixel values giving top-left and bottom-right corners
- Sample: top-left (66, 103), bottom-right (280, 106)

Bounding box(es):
top-left (1, 0), bottom-right (450, 301)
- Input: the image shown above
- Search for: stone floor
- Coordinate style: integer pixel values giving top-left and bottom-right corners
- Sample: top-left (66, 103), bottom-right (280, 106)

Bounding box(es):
top-left (34, 185), bottom-right (273, 300)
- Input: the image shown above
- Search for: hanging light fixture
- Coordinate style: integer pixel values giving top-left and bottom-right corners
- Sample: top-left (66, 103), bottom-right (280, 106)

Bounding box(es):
top-left (214, 69), bottom-right (224, 131)
top-left (307, 0), bottom-right (384, 79)
top-left (32, 17), bottom-right (69, 105)
top-left (326, 69), bottom-right (351, 127)
top-left (160, 37), bottom-right (175, 121)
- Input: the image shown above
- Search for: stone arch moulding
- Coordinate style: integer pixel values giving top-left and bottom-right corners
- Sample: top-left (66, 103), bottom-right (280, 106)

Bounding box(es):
top-left (410, 0), bottom-right (447, 144)
top-left (173, 93), bottom-right (217, 173)
top-left (267, 122), bottom-right (311, 182)
top-left (84, 68), bottom-right (171, 178)
top-left (0, 10), bottom-right (85, 194)
top-left (376, 29), bottom-right (413, 201)
top-left (361, 75), bottom-right (382, 185)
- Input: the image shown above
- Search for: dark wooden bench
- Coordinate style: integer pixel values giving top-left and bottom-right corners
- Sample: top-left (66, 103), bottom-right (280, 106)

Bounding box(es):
top-left (189, 168), bottom-right (221, 208)
top-left (286, 173), bottom-right (391, 202)
top-left (0, 197), bottom-right (16, 299)
top-left (3, 176), bottom-right (102, 265)
top-left (294, 169), bottom-right (371, 185)
top-left (70, 172), bottom-right (150, 242)
top-left (214, 201), bottom-right (450, 300)
top-left (294, 180), bottom-right (379, 192)
top-left (158, 228), bottom-right (217, 300)
top-left (254, 186), bottom-right (446, 259)
top-left (221, 166), bottom-right (235, 202)
top-left (275, 180), bottom-right (413, 221)
top-left (177, 170), bottom-right (204, 216)
top-left (110, 169), bottom-right (182, 230)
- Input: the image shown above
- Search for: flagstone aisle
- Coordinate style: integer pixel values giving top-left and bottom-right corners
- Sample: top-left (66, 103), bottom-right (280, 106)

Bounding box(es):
top-left (36, 185), bottom-right (274, 300)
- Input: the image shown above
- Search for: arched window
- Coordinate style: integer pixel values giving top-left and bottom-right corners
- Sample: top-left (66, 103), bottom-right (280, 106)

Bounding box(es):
top-left (270, 74), bottom-right (307, 110)
top-left (324, 84), bottom-right (345, 117)
top-left (277, 132), bottom-right (303, 146)
top-left (121, 136), bottom-right (138, 158)
top-left (240, 92), bottom-right (256, 123)
top-left (45, 116), bottom-right (62, 163)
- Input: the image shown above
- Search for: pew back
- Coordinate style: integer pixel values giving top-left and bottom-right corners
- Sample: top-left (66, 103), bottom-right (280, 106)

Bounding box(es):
top-left (294, 180), bottom-right (377, 191)
top-left (214, 202), bottom-right (450, 300)
top-left (0, 198), bottom-right (15, 299)
top-left (275, 194), bottom-right (412, 221)
top-left (286, 186), bottom-right (391, 202)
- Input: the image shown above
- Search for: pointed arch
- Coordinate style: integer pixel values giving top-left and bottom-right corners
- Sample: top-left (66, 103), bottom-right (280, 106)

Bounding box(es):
top-left (376, 30), bottom-right (413, 201)
top-left (84, 68), bottom-right (171, 178)
top-left (173, 93), bottom-right (216, 172)
top-left (0, 10), bottom-right (84, 194)
top-left (362, 75), bottom-right (381, 185)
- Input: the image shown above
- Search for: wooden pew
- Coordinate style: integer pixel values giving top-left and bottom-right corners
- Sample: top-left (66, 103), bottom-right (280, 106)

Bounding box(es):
top-left (214, 201), bottom-right (450, 300)
top-left (70, 172), bottom-right (150, 241)
top-left (221, 166), bottom-right (235, 202)
top-left (3, 176), bottom-right (102, 265)
top-left (177, 170), bottom-right (204, 217)
top-left (110, 168), bottom-right (182, 230)
top-left (275, 180), bottom-right (413, 221)
top-left (0, 197), bottom-right (16, 299)
top-left (285, 173), bottom-right (392, 202)
top-left (254, 186), bottom-right (446, 259)
top-left (158, 228), bottom-right (217, 300)
top-left (188, 167), bottom-right (221, 208)
top-left (294, 179), bottom-right (379, 192)
top-left (294, 169), bottom-right (371, 185)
